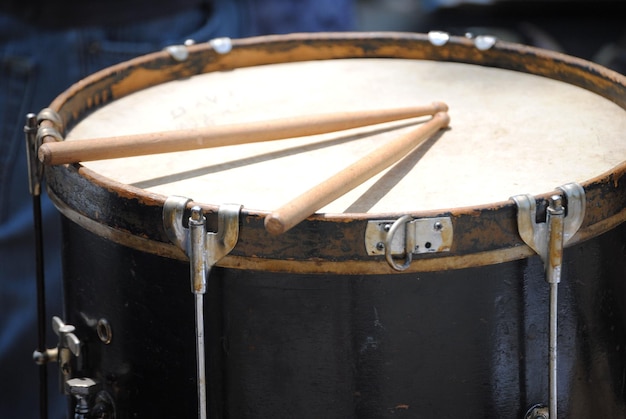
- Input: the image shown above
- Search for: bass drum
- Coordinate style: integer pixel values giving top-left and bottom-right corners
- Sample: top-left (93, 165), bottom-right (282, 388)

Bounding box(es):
top-left (42, 33), bottom-right (626, 418)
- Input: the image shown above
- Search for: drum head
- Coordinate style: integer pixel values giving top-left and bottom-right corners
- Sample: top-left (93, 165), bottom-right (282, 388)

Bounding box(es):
top-left (67, 58), bottom-right (626, 214)
top-left (43, 33), bottom-right (626, 272)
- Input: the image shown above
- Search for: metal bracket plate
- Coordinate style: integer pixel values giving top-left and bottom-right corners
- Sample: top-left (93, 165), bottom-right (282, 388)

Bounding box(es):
top-left (511, 182), bottom-right (585, 263)
top-left (365, 216), bottom-right (453, 271)
top-left (163, 196), bottom-right (241, 269)
top-left (365, 217), bottom-right (453, 256)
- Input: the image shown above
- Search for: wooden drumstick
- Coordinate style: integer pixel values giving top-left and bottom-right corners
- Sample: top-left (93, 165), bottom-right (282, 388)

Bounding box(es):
top-left (264, 111), bottom-right (450, 235)
top-left (38, 102), bottom-right (448, 165)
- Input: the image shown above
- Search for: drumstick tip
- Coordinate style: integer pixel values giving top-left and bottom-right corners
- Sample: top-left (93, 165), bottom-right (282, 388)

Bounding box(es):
top-left (432, 101), bottom-right (449, 113)
top-left (434, 111), bottom-right (451, 128)
top-left (37, 144), bottom-right (52, 165)
top-left (264, 214), bottom-right (286, 235)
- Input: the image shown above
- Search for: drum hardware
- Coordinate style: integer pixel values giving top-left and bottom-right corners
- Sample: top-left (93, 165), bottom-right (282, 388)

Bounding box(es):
top-left (265, 111), bottom-right (450, 235)
top-left (428, 30), bottom-right (497, 51)
top-left (36, 108), bottom-right (64, 134)
top-left (512, 183), bottom-right (585, 419)
top-left (163, 196), bottom-right (242, 419)
top-left (38, 103), bottom-right (446, 166)
top-left (428, 31), bottom-right (450, 46)
top-left (36, 317), bottom-right (82, 392)
top-left (34, 32), bottom-right (626, 417)
top-left (525, 404), bottom-right (550, 419)
top-left (65, 377), bottom-right (115, 419)
top-left (24, 112), bottom-right (50, 419)
top-left (365, 216), bottom-right (453, 271)
top-left (28, 108), bottom-right (115, 418)
top-left (164, 44), bottom-right (190, 62)
top-left (209, 37), bottom-right (233, 55)
top-left (472, 35), bottom-right (498, 51)
top-left (165, 36), bottom-right (232, 66)
top-left (96, 318), bottom-right (113, 345)
top-left (77, 313), bottom-right (114, 345)
top-left (65, 378), bottom-right (99, 418)
top-left (164, 39), bottom-right (196, 62)
top-left (33, 317), bottom-right (116, 418)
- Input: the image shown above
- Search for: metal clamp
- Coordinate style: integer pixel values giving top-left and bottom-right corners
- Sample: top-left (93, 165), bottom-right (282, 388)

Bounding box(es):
top-left (163, 196), bottom-right (241, 278)
top-left (37, 108), bottom-right (63, 132)
top-left (365, 215), bottom-right (453, 271)
top-left (163, 196), bottom-right (241, 419)
top-left (33, 317), bottom-right (82, 395)
top-left (511, 183), bottom-right (585, 266)
top-left (512, 182), bottom-right (585, 419)
top-left (24, 114), bottom-right (43, 196)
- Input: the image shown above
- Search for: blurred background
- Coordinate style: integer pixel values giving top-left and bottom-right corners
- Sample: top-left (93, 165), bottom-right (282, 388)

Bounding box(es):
top-left (355, 0), bottom-right (626, 74)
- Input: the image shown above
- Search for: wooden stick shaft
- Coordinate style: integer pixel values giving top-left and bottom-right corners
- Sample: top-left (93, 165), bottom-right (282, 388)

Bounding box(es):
top-left (39, 102), bottom-right (448, 165)
top-left (264, 112), bottom-right (450, 235)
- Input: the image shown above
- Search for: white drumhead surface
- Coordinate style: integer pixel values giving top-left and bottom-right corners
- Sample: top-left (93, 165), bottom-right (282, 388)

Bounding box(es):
top-left (67, 58), bottom-right (626, 214)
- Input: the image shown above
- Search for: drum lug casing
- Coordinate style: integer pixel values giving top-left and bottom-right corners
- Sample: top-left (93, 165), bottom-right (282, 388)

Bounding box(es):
top-left (163, 196), bottom-right (242, 419)
top-left (365, 216), bottom-right (453, 271)
top-left (511, 183), bottom-right (585, 265)
top-left (512, 182), bottom-right (585, 419)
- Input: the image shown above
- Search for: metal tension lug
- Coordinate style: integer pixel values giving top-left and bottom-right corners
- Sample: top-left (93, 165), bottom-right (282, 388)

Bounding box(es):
top-left (365, 216), bottom-right (453, 271)
top-left (163, 196), bottom-right (241, 419)
top-left (511, 182), bottom-right (585, 264)
top-left (511, 182), bottom-right (585, 419)
top-left (163, 196), bottom-right (242, 271)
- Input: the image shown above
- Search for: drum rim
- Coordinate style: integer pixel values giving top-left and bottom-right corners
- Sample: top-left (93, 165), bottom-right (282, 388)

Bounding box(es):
top-left (43, 32), bottom-right (626, 273)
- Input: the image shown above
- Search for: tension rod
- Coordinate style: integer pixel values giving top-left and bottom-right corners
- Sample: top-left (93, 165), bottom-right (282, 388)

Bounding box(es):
top-left (24, 113), bottom-right (48, 419)
top-left (163, 197), bottom-right (241, 419)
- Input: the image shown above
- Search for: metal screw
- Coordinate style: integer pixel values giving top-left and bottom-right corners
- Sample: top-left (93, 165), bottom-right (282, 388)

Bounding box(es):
top-left (383, 224), bottom-right (392, 232)
top-left (550, 194), bottom-right (563, 209)
top-left (433, 222), bottom-right (443, 231)
top-left (376, 242), bottom-right (385, 251)
top-left (65, 377), bottom-right (99, 397)
top-left (190, 206), bottom-right (203, 222)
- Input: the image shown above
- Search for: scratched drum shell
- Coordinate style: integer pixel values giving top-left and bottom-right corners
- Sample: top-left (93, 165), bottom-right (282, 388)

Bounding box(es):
top-left (42, 33), bottom-right (626, 418)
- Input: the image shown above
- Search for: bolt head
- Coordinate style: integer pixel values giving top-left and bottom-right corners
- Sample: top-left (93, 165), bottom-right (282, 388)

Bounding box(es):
top-left (65, 377), bottom-right (99, 396)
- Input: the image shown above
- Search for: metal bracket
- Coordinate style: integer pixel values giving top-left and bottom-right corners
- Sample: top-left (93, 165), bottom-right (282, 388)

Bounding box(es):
top-left (511, 182), bottom-right (585, 265)
top-left (24, 114), bottom-right (43, 196)
top-left (365, 216), bottom-right (453, 271)
top-left (163, 196), bottom-right (241, 277)
top-left (512, 182), bottom-right (585, 419)
top-left (163, 196), bottom-right (241, 419)
top-left (33, 316), bottom-right (82, 395)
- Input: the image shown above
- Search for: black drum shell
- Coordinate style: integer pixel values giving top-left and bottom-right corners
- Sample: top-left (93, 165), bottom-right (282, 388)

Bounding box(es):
top-left (42, 32), bottom-right (626, 418)
top-left (62, 217), bottom-right (626, 418)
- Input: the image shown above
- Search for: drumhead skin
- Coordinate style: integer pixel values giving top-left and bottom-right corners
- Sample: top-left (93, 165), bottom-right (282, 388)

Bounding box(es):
top-left (41, 33), bottom-right (626, 418)
top-left (44, 32), bottom-right (626, 274)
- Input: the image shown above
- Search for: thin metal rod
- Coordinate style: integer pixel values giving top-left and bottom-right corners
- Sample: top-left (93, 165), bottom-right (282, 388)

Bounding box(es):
top-left (189, 207), bottom-right (208, 419)
top-left (549, 282), bottom-right (558, 418)
top-left (546, 195), bottom-right (564, 419)
top-left (25, 112), bottom-right (49, 419)
top-left (33, 195), bottom-right (48, 419)
top-left (195, 293), bottom-right (207, 419)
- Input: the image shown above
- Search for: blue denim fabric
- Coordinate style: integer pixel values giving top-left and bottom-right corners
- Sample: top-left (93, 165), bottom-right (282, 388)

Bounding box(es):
top-left (0, 2), bottom-right (251, 417)
top-left (249, 0), bottom-right (355, 34)
top-left (0, 0), bottom-right (354, 416)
